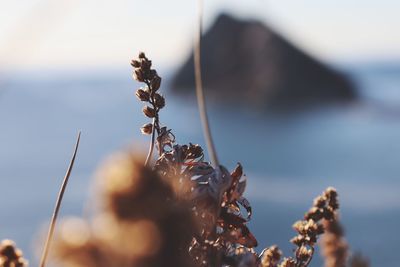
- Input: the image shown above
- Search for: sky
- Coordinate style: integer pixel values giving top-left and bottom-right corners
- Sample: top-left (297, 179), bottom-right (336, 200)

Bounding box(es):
top-left (0, 0), bottom-right (399, 70)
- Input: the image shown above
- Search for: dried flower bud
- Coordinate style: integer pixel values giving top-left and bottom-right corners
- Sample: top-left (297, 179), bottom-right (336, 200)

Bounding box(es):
top-left (290, 235), bottom-right (305, 246)
top-left (140, 123), bottom-right (153, 135)
top-left (142, 106), bottom-right (156, 118)
top-left (151, 75), bottom-right (162, 91)
top-left (323, 207), bottom-right (335, 220)
top-left (154, 93), bottom-right (165, 109)
top-left (324, 187), bottom-right (337, 197)
top-left (135, 89), bottom-right (150, 102)
top-left (138, 52), bottom-right (146, 59)
top-left (304, 219), bottom-right (318, 233)
top-left (305, 207), bottom-right (323, 221)
top-left (260, 245), bottom-right (282, 267)
top-left (133, 69), bottom-right (144, 82)
top-left (296, 246), bottom-right (312, 261)
top-left (292, 220), bottom-right (306, 234)
top-left (141, 59), bottom-right (152, 71)
top-left (131, 59), bottom-right (141, 68)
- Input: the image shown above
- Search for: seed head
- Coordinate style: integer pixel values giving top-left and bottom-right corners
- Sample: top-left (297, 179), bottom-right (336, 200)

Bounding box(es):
top-left (135, 89), bottom-right (150, 102)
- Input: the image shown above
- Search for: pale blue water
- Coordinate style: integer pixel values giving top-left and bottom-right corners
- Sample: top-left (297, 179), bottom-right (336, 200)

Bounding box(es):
top-left (0, 63), bottom-right (399, 266)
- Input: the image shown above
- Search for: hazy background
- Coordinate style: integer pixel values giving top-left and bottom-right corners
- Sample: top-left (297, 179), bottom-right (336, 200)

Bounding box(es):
top-left (0, 1), bottom-right (399, 266)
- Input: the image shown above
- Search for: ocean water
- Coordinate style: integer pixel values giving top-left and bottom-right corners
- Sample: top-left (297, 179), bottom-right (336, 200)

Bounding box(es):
top-left (0, 64), bottom-right (399, 266)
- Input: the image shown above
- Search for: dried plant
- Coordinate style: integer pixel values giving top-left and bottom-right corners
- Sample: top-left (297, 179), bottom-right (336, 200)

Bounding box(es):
top-left (289, 187), bottom-right (340, 267)
top-left (0, 2), bottom-right (371, 265)
top-left (0, 52), bottom-right (371, 267)
top-left (131, 52), bottom-right (164, 166)
top-left (35, 53), bottom-right (368, 267)
top-left (133, 52), bottom-right (257, 267)
top-left (258, 187), bottom-right (343, 267)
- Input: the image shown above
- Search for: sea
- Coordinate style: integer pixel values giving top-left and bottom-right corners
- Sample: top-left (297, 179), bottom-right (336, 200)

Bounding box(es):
top-left (0, 62), bottom-right (399, 266)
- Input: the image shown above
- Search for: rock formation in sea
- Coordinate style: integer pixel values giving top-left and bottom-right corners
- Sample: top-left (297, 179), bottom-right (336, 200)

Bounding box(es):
top-left (171, 13), bottom-right (356, 109)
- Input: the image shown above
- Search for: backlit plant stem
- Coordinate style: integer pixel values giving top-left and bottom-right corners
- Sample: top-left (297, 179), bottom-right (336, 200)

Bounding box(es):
top-left (194, 0), bottom-right (220, 169)
top-left (39, 132), bottom-right (81, 267)
top-left (144, 117), bottom-right (156, 166)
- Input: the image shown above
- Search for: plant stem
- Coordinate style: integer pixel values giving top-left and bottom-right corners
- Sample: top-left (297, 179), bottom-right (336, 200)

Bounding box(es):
top-left (194, 0), bottom-right (219, 169)
top-left (39, 131), bottom-right (81, 267)
top-left (144, 117), bottom-right (156, 166)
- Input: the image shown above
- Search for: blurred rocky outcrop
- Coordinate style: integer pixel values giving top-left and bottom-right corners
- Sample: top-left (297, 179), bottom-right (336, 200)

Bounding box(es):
top-left (171, 13), bottom-right (356, 109)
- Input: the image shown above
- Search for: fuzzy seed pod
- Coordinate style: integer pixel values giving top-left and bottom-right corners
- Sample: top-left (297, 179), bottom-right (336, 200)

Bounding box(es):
top-left (141, 123), bottom-right (153, 135)
top-left (142, 106), bottom-right (156, 118)
top-left (136, 89), bottom-right (150, 102)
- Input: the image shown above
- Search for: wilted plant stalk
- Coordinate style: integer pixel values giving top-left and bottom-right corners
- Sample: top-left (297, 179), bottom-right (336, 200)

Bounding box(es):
top-left (131, 53), bottom-right (164, 166)
top-left (39, 132), bottom-right (81, 267)
top-left (194, 0), bottom-right (219, 169)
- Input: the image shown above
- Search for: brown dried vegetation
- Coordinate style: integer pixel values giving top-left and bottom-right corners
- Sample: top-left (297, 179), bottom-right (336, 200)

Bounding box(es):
top-left (0, 53), bottom-right (370, 267)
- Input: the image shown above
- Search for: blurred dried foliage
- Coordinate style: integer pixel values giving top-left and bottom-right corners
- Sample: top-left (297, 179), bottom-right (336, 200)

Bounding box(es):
top-left (0, 240), bottom-right (28, 267)
top-left (51, 154), bottom-right (196, 267)
top-left (320, 214), bottom-right (348, 267)
top-left (0, 53), bottom-right (370, 267)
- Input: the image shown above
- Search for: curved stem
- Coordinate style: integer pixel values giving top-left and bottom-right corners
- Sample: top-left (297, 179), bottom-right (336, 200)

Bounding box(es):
top-left (194, 0), bottom-right (219, 168)
top-left (144, 117), bottom-right (156, 166)
top-left (39, 131), bottom-right (81, 267)
top-left (194, 3), bottom-right (222, 267)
